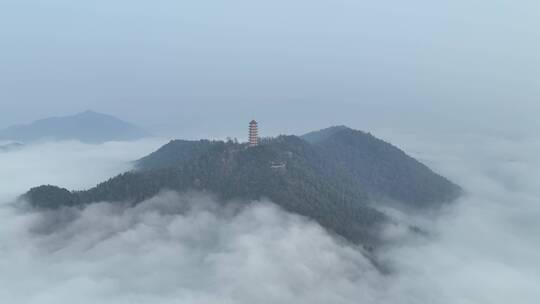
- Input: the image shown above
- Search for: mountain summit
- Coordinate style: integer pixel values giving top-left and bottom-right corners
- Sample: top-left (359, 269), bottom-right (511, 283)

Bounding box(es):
top-left (22, 126), bottom-right (461, 248)
top-left (0, 111), bottom-right (151, 143)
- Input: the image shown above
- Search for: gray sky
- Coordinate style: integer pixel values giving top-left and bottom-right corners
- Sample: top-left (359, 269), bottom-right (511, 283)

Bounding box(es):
top-left (0, 0), bottom-right (538, 138)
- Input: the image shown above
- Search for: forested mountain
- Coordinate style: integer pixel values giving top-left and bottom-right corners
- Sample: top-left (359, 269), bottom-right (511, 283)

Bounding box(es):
top-left (136, 140), bottom-right (216, 170)
top-left (22, 126), bottom-right (461, 247)
top-left (0, 111), bottom-right (151, 143)
top-left (303, 127), bottom-right (461, 206)
top-left (301, 125), bottom-right (349, 143)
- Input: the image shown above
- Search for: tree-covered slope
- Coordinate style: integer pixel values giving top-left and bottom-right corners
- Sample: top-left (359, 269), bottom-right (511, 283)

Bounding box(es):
top-left (136, 140), bottom-right (216, 170)
top-left (301, 125), bottom-right (349, 144)
top-left (303, 127), bottom-right (462, 206)
top-left (22, 127), bottom-right (462, 246)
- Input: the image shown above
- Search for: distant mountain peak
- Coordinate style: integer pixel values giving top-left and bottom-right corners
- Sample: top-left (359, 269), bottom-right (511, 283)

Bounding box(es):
top-left (74, 110), bottom-right (116, 118)
top-left (0, 111), bottom-right (151, 144)
top-left (79, 110), bottom-right (100, 115)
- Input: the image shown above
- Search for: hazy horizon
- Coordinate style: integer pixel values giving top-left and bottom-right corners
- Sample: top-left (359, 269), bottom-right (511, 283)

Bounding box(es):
top-left (0, 1), bottom-right (538, 303)
top-left (1, 1), bottom-right (538, 138)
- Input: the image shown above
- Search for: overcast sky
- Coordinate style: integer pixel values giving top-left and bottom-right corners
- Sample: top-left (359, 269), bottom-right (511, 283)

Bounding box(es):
top-left (1, 3), bottom-right (539, 301)
top-left (0, 0), bottom-right (538, 138)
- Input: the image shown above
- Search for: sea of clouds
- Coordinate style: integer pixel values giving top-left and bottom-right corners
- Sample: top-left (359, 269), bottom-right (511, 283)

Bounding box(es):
top-left (0, 134), bottom-right (539, 303)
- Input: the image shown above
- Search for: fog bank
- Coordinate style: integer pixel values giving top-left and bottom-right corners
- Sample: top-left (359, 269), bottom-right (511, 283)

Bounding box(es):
top-left (0, 139), bottom-right (165, 202)
top-left (0, 133), bottom-right (539, 303)
top-left (379, 132), bottom-right (540, 303)
top-left (1, 192), bottom-right (385, 304)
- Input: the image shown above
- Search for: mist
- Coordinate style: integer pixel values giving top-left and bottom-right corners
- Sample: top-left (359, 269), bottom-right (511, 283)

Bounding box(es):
top-left (378, 132), bottom-right (540, 303)
top-left (0, 141), bottom-right (385, 303)
top-left (0, 139), bottom-right (165, 202)
top-left (0, 133), bottom-right (538, 303)
top-left (1, 0), bottom-right (539, 137)
top-left (1, 0), bottom-right (538, 301)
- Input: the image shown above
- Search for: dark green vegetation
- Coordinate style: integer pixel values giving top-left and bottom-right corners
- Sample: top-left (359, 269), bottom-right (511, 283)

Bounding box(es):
top-left (301, 125), bottom-right (349, 143)
top-left (303, 127), bottom-right (461, 207)
top-left (22, 126), bottom-right (461, 247)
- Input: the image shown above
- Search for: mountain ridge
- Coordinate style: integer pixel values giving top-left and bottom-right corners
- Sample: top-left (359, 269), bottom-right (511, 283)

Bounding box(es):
top-left (307, 127), bottom-right (460, 206)
top-left (21, 126), bottom-right (462, 248)
top-left (0, 111), bottom-right (151, 144)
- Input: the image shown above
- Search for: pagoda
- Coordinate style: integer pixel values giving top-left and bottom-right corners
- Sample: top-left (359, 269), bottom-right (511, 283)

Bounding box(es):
top-left (249, 120), bottom-right (259, 147)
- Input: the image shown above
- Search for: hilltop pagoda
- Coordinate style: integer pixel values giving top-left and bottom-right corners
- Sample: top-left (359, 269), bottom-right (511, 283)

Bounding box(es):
top-left (249, 120), bottom-right (259, 147)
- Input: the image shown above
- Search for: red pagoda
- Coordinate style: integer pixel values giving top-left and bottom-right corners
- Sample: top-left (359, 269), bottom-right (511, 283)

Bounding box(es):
top-left (249, 120), bottom-right (259, 147)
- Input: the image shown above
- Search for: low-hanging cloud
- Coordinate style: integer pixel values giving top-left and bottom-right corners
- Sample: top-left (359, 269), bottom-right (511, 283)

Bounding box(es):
top-left (0, 140), bottom-right (386, 304)
top-left (0, 139), bottom-right (165, 202)
top-left (0, 134), bottom-right (539, 303)
top-left (1, 192), bottom-right (385, 304)
top-left (377, 131), bottom-right (540, 303)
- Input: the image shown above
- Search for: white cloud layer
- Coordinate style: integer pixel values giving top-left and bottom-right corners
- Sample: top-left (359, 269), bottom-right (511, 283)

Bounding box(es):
top-left (0, 139), bottom-right (165, 202)
top-left (0, 135), bottom-right (539, 303)
top-left (0, 192), bottom-right (388, 304)
top-left (378, 132), bottom-right (540, 303)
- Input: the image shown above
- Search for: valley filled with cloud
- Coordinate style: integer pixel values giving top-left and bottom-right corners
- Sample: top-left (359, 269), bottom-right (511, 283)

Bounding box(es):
top-left (0, 134), bottom-right (538, 303)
